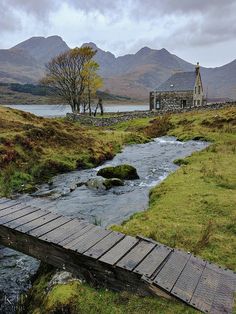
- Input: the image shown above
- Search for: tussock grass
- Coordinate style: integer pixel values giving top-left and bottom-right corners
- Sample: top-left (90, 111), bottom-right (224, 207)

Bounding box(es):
top-left (0, 106), bottom-right (146, 195)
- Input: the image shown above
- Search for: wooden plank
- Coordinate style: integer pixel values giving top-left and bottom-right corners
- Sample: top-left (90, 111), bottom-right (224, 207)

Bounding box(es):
top-left (171, 255), bottom-right (206, 303)
top-left (190, 265), bottom-right (222, 313)
top-left (15, 212), bottom-right (60, 233)
top-left (207, 262), bottom-right (236, 278)
top-left (210, 273), bottom-right (236, 314)
top-left (0, 200), bottom-right (20, 210)
top-left (28, 215), bottom-right (72, 238)
top-left (64, 226), bottom-right (101, 249)
top-left (67, 227), bottom-right (111, 253)
top-left (99, 236), bottom-right (139, 266)
top-left (0, 203), bottom-right (28, 219)
top-left (58, 224), bottom-right (95, 247)
top-left (0, 224), bottom-right (156, 299)
top-left (133, 244), bottom-right (172, 277)
top-left (0, 198), bottom-right (9, 204)
top-left (0, 206), bottom-right (41, 225)
top-left (84, 231), bottom-right (125, 259)
top-left (116, 240), bottom-right (155, 271)
top-left (39, 219), bottom-right (83, 243)
top-left (3, 209), bottom-right (49, 229)
top-left (50, 220), bottom-right (89, 245)
top-left (0, 205), bottom-right (35, 224)
top-left (154, 250), bottom-right (190, 292)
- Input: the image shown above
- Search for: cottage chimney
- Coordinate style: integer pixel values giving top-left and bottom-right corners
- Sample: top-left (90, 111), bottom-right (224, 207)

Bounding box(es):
top-left (195, 62), bottom-right (200, 75)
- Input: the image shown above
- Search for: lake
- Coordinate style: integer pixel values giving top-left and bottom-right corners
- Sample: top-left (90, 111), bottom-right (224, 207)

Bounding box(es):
top-left (1, 104), bottom-right (149, 117)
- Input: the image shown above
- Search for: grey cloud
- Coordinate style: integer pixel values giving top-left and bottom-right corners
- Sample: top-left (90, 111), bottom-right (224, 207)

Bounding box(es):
top-left (0, 5), bottom-right (20, 32)
top-left (7, 0), bottom-right (59, 19)
top-left (65, 0), bottom-right (236, 47)
top-left (130, 0), bottom-right (236, 18)
top-left (0, 0), bottom-right (235, 62)
top-left (0, 0), bottom-right (59, 34)
top-left (65, 0), bottom-right (121, 14)
top-left (130, 1), bottom-right (236, 48)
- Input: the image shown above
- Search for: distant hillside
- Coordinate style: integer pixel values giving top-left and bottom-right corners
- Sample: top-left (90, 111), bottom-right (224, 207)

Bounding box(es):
top-left (0, 36), bottom-right (235, 100)
top-left (0, 83), bottom-right (131, 105)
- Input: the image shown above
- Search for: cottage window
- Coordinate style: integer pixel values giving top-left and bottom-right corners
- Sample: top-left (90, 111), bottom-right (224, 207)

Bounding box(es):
top-left (198, 86), bottom-right (201, 94)
top-left (156, 100), bottom-right (160, 109)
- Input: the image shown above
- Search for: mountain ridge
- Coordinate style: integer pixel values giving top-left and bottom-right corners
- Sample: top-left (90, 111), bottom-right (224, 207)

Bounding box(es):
top-left (0, 36), bottom-right (235, 100)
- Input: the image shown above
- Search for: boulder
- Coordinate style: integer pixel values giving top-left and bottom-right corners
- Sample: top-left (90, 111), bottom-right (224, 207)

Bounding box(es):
top-left (86, 177), bottom-right (124, 191)
top-left (86, 178), bottom-right (107, 191)
top-left (97, 164), bottom-right (139, 180)
top-left (47, 271), bottom-right (80, 292)
top-left (104, 178), bottom-right (124, 189)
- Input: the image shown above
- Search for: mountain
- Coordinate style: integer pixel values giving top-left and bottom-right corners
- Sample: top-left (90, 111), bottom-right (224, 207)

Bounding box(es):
top-left (0, 36), bottom-right (69, 83)
top-left (11, 36), bottom-right (69, 64)
top-left (0, 36), bottom-right (235, 100)
top-left (201, 60), bottom-right (236, 100)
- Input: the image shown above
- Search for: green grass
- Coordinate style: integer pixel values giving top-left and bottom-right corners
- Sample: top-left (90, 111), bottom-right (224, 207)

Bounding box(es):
top-left (22, 265), bottom-right (195, 314)
top-left (112, 107), bottom-right (236, 270)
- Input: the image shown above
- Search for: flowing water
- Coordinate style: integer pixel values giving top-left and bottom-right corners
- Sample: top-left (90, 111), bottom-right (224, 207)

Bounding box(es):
top-left (0, 136), bottom-right (209, 313)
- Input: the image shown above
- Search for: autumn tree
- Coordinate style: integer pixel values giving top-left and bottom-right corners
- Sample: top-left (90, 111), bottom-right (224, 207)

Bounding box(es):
top-left (41, 46), bottom-right (102, 113)
top-left (81, 60), bottom-right (103, 115)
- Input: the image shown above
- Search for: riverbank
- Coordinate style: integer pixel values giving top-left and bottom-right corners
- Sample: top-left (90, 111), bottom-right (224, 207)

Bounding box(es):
top-left (0, 106), bottom-right (146, 196)
top-left (1, 106), bottom-right (236, 313)
top-left (113, 107), bottom-right (236, 270)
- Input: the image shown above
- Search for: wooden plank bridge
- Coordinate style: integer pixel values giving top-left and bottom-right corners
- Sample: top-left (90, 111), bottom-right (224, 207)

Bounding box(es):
top-left (0, 197), bottom-right (235, 313)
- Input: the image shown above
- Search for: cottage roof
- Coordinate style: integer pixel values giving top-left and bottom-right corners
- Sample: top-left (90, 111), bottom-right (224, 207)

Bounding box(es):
top-left (156, 71), bottom-right (196, 92)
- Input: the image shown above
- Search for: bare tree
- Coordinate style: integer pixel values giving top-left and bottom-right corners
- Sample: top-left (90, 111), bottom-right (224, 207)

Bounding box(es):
top-left (40, 47), bottom-right (101, 113)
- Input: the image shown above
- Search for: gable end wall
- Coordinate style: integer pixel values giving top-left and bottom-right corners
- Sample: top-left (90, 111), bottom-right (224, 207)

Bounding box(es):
top-left (193, 72), bottom-right (204, 106)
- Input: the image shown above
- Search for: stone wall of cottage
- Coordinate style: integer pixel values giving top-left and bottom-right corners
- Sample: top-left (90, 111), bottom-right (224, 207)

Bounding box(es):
top-left (150, 91), bottom-right (194, 110)
top-left (158, 91), bottom-right (193, 110)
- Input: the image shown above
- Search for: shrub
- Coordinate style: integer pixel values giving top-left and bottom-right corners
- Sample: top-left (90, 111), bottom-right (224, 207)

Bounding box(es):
top-left (173, 158), bottom-right (189, 166)
top-left (144, 114), bottom-right (173, 138)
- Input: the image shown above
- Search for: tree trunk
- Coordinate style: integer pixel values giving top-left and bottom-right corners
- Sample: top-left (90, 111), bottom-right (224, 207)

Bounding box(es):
top-left (98, 98), bottom-right (103, 116)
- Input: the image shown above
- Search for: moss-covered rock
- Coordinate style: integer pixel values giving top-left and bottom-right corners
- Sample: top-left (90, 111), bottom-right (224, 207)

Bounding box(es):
top-left (97, 164), bottom-right (139, 180)
top-left (86, 178), bottom-right (107, 191)
top-left (86, 177), bottom-right (124, 191)
top-left (104, 178), bottom-right (124, 189)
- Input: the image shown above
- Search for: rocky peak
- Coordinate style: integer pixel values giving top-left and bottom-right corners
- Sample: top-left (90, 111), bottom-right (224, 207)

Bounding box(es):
top-left (11, 36), bottom-right (69, 64)
top-left (135, 46), bottom-right (153, 56)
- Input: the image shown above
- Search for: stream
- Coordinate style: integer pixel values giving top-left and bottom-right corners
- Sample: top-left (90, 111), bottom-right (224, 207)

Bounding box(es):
top-left (0, 136), bottom-right (209, 313)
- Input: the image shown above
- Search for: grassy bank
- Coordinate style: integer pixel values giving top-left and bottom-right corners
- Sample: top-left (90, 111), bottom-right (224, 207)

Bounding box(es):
top-left (113, 106), bottom-right (236, 271)
top-left (2, 105), bottom-right (236, 313)
top-left (0, 106), bottom-right (146, 196)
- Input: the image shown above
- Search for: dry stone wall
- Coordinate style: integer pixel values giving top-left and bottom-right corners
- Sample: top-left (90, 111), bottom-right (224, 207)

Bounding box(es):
top-left (67, 102), bottom-right (236, 126)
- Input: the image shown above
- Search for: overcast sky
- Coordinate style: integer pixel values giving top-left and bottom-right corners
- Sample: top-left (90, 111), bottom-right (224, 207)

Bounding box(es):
top-left (1, 0), bottom-right (236, 67)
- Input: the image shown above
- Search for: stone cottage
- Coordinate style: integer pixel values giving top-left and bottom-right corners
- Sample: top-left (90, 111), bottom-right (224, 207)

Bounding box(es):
top-left (149, 63), bottom-right (204, 110)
